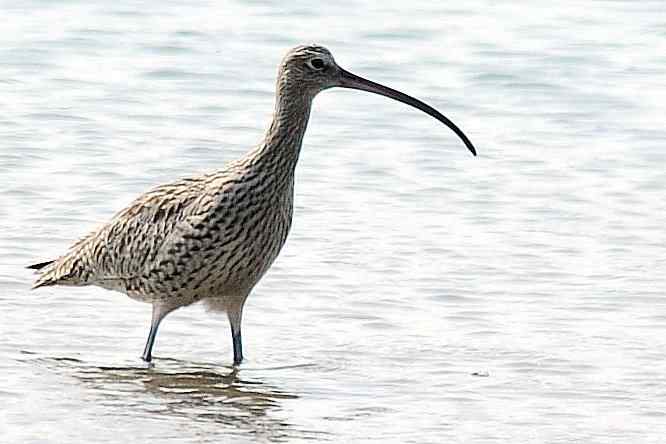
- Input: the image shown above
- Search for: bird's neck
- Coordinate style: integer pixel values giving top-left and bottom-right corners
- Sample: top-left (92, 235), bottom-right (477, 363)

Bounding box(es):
top-left (251, 89), bottom-right (313, 183)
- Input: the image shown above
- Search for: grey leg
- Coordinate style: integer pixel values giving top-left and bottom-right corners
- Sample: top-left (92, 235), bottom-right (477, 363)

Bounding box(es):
top-left (141, 303), bottom-right (173, 362)
top-left (227, 298), bottom-right (246, 366)
top-left (232, 327), bottom-right (243, 366)
top-left (142, 319), bottom-right (161, 362)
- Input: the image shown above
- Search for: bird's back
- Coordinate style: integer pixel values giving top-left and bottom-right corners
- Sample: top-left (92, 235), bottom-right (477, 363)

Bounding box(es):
top-left (32, 161), bottom-right (295, 304)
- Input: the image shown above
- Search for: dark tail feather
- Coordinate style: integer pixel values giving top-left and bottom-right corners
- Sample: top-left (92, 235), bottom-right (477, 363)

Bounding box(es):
top-left (27, 260), bottom-right (55, 270)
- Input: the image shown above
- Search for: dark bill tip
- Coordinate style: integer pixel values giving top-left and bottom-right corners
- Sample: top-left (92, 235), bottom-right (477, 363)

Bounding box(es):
top-left (337, 68), bottom-right (477, 156)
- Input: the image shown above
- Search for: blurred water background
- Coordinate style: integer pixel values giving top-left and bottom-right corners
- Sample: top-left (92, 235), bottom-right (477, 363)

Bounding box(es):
top-left (1, 0), bottom-right (665, 442)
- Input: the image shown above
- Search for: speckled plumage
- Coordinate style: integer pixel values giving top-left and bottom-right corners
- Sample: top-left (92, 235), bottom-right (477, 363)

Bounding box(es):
top-left (30, 44), bottom-right (476, 365)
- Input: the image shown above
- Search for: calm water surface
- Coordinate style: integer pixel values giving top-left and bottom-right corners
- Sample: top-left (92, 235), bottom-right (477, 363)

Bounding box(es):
top-left (1, 1), bottom-right (665, 442)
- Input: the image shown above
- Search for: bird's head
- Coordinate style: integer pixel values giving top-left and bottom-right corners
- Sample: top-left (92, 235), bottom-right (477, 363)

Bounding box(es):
top-left (276, 44), bottom-right (476, 156)
top-left (277, 45), bottom-right (338, 93)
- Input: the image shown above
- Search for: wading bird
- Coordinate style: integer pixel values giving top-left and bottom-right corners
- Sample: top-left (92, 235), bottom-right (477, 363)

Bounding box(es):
top-left (29, 45), bottom-right (476, 365)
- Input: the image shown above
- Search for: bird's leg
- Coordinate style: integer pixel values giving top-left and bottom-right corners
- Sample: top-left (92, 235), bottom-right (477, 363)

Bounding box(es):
top-left (141, 303), bottom-right (172, 362)
top-left (231, 325), bottom-right (243, 366)
top-left (141, 322), bottom-right (160, 362)
top-left (227, 298), bottom-right (246, 366)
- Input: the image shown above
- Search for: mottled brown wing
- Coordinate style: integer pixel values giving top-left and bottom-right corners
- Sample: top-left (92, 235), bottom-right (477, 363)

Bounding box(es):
top-left (31, 177), bottom-right (208, 289)
top-left (96, 178), bottom-right (209, 281)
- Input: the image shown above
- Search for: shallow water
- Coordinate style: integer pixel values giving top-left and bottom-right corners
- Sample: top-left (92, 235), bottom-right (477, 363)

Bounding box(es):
top-left (1, 0), bottom-right (665, 442)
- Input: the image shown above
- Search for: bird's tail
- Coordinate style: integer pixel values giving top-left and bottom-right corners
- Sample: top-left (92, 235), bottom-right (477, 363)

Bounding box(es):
top-left (28, 230), bottom-right (100, 289)
top-left (27, 260), bottom-right (55, 270)
top-left (28, 257), bottom-right (82, 289)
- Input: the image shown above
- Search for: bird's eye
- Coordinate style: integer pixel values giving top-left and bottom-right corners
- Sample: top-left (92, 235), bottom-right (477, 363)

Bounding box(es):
top-left (308, 58), bottom-right (326, 70)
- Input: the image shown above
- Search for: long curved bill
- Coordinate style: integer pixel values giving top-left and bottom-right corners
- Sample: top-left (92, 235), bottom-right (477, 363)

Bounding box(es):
top-left (337, 68), bottom-right (476, 156)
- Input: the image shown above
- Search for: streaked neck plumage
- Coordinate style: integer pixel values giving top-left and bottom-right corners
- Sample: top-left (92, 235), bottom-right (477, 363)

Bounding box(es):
top-left (251, 84), bottom-right (314, 186)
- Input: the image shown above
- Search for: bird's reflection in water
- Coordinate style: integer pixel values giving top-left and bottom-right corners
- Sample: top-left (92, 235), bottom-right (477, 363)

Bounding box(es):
top-left (36, 355), bottom-right (322, 442)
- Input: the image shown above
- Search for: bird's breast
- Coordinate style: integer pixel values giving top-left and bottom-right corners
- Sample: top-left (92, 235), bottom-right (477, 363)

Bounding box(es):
top-left (141, 183), bottom-right (295, 300)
